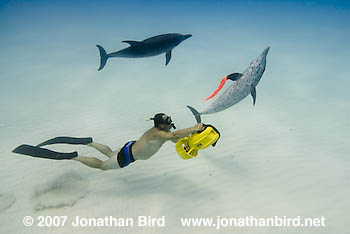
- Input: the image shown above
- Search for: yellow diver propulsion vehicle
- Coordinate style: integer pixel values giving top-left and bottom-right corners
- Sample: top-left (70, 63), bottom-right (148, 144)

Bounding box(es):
top-left (176, 124), bottom-right (220, 160)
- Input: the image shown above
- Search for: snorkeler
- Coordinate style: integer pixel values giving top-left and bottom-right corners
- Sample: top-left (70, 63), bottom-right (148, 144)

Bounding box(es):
top-left (12, 113), bottom-right (203, 170)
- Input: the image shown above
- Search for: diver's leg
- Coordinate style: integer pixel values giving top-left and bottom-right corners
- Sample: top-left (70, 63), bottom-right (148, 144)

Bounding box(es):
top-left (87, 142), bottom-right (116, 158)
top-left (72, 156), bottom-right (103, 169)
top-left (101, 156), bottom-right (121, 170)
top-left (72, 155), bottom-right (120, 170)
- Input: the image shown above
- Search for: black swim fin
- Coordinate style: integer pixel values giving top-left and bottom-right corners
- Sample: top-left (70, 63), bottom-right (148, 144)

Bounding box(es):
top-left (12, 144), bottom-right (78, 160)
top-left (36, 137), bottom-right (93, 147)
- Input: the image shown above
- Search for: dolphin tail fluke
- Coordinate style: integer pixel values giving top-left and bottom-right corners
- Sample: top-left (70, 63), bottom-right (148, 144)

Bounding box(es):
top-left (96, 45), bottom-right (108, 71)
top-left (186, 105), bottom-right (201, 123)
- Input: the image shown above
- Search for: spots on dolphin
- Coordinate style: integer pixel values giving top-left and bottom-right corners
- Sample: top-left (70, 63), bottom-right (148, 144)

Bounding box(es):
top-left (32, 172), bottom-right (89, 212)
top-left (0, 193), bottom-right (16, 213)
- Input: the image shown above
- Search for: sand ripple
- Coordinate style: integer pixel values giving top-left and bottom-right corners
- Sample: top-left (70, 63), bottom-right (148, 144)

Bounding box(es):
top-left (0, 193), bottom-right (16, 213)
top-left (32, 172), bottom-right (89, 212)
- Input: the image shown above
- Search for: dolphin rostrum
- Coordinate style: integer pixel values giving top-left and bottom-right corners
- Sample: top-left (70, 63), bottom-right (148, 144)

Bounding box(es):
top-left (187, 46), bottom-right (270, 123)
top-left (96, 33), bottom-right (192, 71)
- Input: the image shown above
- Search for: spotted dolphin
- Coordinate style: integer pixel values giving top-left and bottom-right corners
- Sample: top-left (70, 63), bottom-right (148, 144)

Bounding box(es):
top-left (96, 33), bottom-right (192, 71)
top-left (187, 46), bottom-right (270, 123)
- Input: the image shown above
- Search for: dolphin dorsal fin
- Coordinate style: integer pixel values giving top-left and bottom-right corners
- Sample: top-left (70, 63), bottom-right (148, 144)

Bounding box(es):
top-left (227, 73), bottom-right (243, 81)
top-left (122, 40), bottom-right (143, 46)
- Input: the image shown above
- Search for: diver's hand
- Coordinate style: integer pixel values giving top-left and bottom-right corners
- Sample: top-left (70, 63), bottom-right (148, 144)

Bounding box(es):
top-left (193, 123), bottom-right (204, 132)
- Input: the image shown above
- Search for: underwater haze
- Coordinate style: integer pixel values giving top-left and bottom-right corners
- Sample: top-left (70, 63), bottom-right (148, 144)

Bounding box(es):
top-left (0, 0), bottom-right (349, 233)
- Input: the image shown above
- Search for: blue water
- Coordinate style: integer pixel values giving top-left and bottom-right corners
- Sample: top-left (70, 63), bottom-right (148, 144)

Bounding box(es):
top-left (0, 1), bottom-right (349, 234)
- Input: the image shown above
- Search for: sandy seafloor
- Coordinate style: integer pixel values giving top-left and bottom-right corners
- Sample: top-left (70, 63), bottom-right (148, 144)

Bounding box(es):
top-left (0, 1), bottom-right (349, 234)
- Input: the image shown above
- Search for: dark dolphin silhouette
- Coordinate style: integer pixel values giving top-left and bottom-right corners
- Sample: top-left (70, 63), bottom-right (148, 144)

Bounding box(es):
top-left (96, 33), bottom-right (192, 71)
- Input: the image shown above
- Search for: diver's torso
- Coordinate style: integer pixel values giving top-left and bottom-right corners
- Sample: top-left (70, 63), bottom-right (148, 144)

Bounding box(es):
top-left (132, 128), bottom-right (167, 160)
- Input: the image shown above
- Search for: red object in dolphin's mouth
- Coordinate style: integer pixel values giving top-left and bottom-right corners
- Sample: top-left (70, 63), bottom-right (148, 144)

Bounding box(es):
top-left (204, 76), bottom-right (228, 101)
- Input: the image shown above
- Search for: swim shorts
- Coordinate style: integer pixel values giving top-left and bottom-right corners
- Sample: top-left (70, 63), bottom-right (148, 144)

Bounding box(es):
top-left (117, 141), bottom-right (136, 168)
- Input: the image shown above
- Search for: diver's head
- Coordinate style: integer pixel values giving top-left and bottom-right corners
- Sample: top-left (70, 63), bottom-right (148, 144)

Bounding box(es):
top-left (151, 113), bottom-right (176, 131)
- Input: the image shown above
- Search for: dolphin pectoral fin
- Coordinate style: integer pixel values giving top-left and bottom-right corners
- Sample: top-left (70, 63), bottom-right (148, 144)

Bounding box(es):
top-left (122, 40), bottom-right (142, 47)
top-left (165, 50), bottom-right (172, 66)
top-left (227, 73), bottom-right (243, 81)
top-left (251, 87), bottom-right (257, 106)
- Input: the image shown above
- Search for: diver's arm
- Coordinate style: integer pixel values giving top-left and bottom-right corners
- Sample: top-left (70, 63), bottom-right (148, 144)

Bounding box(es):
top-left (156, 123), bottom-right (203, 141)
top-left (157, 128), bottom-right (195, 140)
top-left (170, 138), bottom-right (181, 143)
